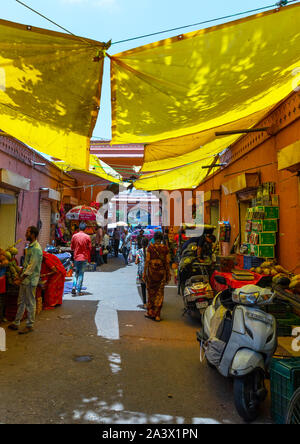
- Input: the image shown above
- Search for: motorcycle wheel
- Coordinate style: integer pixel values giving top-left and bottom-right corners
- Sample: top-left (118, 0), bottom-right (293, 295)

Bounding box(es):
top-left (233, 371), bottom-right (265, 423)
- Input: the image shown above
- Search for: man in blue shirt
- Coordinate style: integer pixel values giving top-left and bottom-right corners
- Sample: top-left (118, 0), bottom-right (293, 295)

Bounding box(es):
top-left (8, 226), bottom-right (43, 334)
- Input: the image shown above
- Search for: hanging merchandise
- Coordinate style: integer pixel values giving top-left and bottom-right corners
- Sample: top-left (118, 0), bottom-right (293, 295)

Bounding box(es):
top-left (243, 183), bottom-right (280, 262)
top-left (219, 222), bottom-right (231, 243)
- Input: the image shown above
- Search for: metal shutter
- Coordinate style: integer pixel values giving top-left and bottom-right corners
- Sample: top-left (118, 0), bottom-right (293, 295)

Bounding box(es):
top-left (39, 199), bottom-right (51, 250)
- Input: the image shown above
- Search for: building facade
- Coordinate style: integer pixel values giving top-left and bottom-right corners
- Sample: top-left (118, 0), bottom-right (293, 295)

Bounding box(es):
top-left (197, 92), bottom-right (300, 273)
top-left (0, 134), bottom-right (77, 256)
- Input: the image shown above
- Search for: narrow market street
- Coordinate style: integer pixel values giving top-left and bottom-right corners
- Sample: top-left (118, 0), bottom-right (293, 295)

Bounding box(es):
top-left (0, 257), bottom-right (272, 425)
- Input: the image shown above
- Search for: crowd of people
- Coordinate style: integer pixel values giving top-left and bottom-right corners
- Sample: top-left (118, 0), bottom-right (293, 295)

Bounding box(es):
top-left (5, 222), bottom-right (216, 333)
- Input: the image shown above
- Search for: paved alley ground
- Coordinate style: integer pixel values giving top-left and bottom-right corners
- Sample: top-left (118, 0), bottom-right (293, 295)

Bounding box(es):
top-left (0, 256), bottom-right (273, 424)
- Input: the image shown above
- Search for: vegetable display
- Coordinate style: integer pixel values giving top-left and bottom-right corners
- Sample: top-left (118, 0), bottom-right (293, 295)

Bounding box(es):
top-left (0, 243), bottom-right (22, 286)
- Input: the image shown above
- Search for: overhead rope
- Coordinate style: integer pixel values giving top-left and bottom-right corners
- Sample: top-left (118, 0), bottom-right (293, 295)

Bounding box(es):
top-left (14, 0), bottom-right (111, 51)
top-left (15, 0), bottom-right (299, 50)
top-left (111, 0), bottom-right (299, 45)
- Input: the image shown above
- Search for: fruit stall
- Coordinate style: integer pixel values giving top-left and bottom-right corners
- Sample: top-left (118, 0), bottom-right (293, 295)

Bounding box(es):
top-left (0, 244), bottom-right (24, 323)
top-left (0, 243), bottom-right (47, 324)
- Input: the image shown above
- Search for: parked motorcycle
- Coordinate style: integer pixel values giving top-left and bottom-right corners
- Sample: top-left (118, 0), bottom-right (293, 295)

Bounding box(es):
top-left (178, 243), bottom-right (214, 317)
top-left (182, 271), bottom-right (214, 317)
top-left (197, 274), bottom-right (277, 422)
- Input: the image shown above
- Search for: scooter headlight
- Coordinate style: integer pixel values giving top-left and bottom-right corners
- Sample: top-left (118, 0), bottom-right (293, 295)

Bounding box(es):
top-left (234, 291), bottom-right (260, 305)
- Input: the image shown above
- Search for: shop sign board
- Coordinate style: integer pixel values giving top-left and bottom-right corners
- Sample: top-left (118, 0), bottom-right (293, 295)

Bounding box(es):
top-left (40, 188), bottom-right (61, 202)
top-left (222, 173), bottom-right (260, 195)
top-left (0, 169), bottom-right (30, 191)
top-left (278, 141), bottom-right (300, 172)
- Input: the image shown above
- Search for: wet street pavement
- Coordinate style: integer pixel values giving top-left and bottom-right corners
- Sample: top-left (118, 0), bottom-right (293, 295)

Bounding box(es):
top-left (0, 256), bottom-right (273, 424)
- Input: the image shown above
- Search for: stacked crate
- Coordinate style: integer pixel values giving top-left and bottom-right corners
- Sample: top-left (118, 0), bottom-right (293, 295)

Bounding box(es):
top-left (246, 206), bottom-right (279, 259)
top-left (271, 358), bottom-right (300, 424)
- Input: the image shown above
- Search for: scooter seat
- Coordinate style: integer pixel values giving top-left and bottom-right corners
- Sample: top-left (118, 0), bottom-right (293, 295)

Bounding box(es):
top-left (186, 275), bottom-right (205, 286)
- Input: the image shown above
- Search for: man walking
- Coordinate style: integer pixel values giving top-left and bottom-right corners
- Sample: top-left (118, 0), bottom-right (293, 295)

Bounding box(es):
top-left (137, 229), bottom-right (146, 250)
top-left (113, 228), bottom-right (120, 257)
top-left (8, 226), bottom-right (43, 334)
top-left (71, 222), bottom-right (92, 296)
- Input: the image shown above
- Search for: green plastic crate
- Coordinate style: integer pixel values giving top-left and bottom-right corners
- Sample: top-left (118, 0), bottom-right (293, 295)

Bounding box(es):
top-left (277, 324), bottom-right (292, 337)
top-left (250, 244), bottom-right (275, 258)
top-left (252, 219), bottom-right (278, 233)
top-left (264, 302), bottom-right (293, 318)
top-left (258, 232), bottom-right (276, 245)
top-left (271, 358), bottom-right (300, 424)
top-left (255, 206), bottom-right (279, 219)
top-left (276, 314), bottom-right (300, 327)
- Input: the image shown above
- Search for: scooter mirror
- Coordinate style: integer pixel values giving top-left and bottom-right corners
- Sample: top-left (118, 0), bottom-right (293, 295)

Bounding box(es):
top-left (275, 277), bottom-right (291, 288)
top-left (257, 276), bottom-right (273, 289)
top-left (214, 275), bottom-right (227, 286)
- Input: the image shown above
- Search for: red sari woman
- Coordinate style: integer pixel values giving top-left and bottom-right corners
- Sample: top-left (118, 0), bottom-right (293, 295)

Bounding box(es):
top-left (143, 232), bottom-right (171, 322)
top-left (40, 252), bottom-right (67, 310)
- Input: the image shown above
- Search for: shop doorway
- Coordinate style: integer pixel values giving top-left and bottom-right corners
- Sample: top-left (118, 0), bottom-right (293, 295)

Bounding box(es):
top-left (239, 201), bottom-right (251, 244)
top-left (237, 189), bottom-right (257, 245)
top-left (210, 201), bottom-right (220, 238)
top-left (0, 193), bottom-right (17, 249)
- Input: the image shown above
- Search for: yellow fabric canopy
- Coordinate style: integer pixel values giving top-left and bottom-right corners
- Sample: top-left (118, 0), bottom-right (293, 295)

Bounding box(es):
top-left (55, 155), bottom-right (123, 185)
top-left (0, 18), bottom-right (108, 170)
top-left (134, 158), bottom-right (220, 191)
top-left (111, 3), bottom-right (300, 188)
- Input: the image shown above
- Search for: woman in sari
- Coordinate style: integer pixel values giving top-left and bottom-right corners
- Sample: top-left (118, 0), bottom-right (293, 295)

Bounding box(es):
top-left (40, 252), bottom-right (67, 310)
top-left (143, 231), bottom-right (171, 322)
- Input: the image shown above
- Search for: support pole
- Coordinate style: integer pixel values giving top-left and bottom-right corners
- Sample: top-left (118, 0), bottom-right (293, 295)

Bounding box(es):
top-left (215, 127), bottom-right (269, 136)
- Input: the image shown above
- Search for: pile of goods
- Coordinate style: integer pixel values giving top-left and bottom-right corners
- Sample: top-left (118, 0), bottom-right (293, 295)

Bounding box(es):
top-left (250, 261), bottom-right (290, 277)
top-left (0, 246), bottom-right (21, 286)
top-left (250, 260), bottom-right (300, 293)
top-left (289, 275), bottom-right (300, 294)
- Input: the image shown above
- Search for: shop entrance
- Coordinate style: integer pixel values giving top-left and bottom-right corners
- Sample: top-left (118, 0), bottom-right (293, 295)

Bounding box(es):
top-left (210, 201), bottom-right (220, 237)
top-left (237, 189), bottom-right (257, 245)
top-left (239, 201), bottom-right (252, 244)
top-left (0, 193), bottom-right (17, 249)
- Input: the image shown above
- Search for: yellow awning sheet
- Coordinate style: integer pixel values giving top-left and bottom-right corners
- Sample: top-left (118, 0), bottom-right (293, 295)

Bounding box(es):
top-left (141, 109), bottom-right (268, 172)
top-left (111, 3), bottom-right (300, 180)
top-left (135, 158), bottom-right (219, 191)
top-left (55, 155), bottom-right (123, 185)
top-left (0, 18), bottom-right (108, 170)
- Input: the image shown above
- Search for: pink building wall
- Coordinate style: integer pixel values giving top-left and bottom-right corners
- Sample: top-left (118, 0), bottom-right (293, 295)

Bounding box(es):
top-left (0, 134), bottom-right (76, 257)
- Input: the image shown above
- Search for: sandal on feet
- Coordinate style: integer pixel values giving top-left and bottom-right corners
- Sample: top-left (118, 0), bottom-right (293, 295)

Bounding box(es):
top-left (144, 314), bottom-right (154, 320)
top-left (8, 324), bottom-right (19, 331)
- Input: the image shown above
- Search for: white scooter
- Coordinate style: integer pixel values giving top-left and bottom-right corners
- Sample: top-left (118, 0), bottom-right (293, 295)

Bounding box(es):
top-left (197, 274), bottom-right (277, 422)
